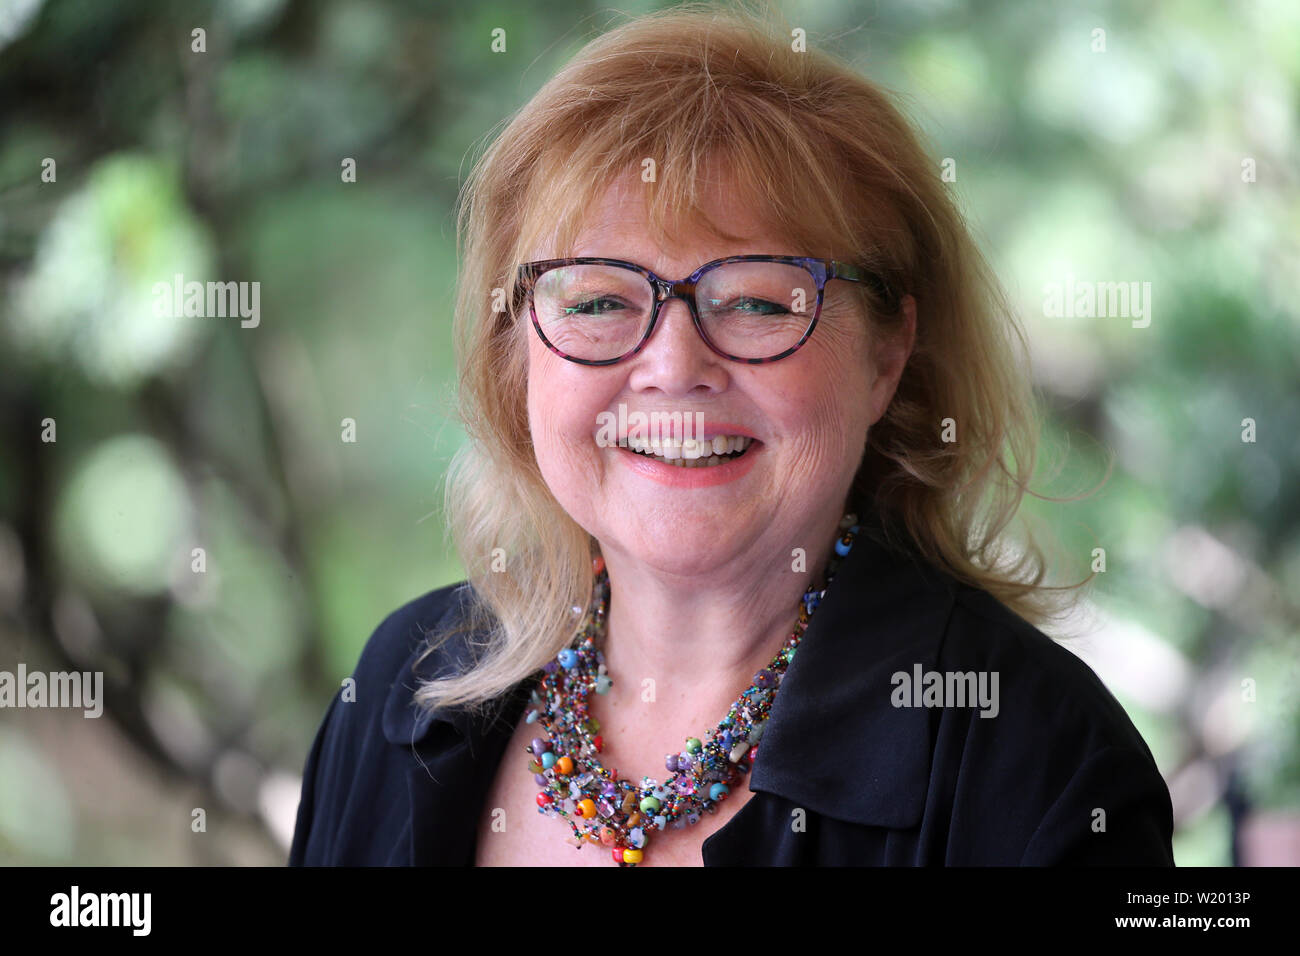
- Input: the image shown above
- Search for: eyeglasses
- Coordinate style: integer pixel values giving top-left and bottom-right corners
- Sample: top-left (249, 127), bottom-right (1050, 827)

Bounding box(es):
top-left (514, 255), bottom-right (897, 366)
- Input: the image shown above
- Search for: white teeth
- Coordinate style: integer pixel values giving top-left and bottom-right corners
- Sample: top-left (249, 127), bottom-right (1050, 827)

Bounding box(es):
top-left (681, 438), bottom-right (728, 460)
top-left (623, 435), bottom-right (754, 467)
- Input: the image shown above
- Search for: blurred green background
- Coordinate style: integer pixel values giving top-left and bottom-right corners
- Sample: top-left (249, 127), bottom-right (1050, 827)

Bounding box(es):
top-left (0, 0), bottom-right (1296, 865)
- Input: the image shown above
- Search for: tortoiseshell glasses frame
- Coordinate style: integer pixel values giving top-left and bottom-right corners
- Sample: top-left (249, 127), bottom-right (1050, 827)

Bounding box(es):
top-left (514, 255), bottom-right (898, 366)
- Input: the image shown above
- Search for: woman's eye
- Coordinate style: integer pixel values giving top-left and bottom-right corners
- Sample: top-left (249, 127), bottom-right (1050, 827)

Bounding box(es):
top-left (564, 297), bottom-right (625, 316)
top-left (727, 297), bottom-right (788, 315)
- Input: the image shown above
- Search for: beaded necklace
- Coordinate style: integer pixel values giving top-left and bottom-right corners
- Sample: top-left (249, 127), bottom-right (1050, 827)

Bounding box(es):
top-left (523, 512), bottom-right (859, 866)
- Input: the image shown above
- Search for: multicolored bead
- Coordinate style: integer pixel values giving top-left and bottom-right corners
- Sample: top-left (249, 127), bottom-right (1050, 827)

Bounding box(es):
top-left (527, 514), bottom-right (858, 865)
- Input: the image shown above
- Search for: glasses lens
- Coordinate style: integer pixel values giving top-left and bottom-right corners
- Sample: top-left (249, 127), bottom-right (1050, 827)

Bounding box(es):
top-left (696, 261), bottom-right (817, 360)
top-left (532, 264), bottom-right (653, 362)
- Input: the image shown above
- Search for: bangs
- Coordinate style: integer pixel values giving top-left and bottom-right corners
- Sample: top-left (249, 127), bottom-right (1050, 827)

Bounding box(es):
top-left (507, 94), bottom-right (864, 302)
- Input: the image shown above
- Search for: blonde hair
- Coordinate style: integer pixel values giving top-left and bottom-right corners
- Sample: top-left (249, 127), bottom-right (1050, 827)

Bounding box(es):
top-left (417, 0), bottom-right (1077, 715)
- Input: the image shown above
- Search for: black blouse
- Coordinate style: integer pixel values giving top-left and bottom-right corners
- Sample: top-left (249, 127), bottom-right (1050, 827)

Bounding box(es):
top-left (289, 527), bottom-right (1175, 866)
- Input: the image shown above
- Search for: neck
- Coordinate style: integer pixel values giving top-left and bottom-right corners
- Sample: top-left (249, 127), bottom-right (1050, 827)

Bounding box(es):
top-left (585, 509), bottom-right (846, 779)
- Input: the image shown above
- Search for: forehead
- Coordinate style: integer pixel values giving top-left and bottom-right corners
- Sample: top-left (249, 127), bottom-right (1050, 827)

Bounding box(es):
top-left (526, 165), bottom-right (789, 272)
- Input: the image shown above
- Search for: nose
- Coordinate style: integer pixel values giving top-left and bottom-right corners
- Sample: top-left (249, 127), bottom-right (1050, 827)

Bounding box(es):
top-left (625, 294), bottom-right (725, 391)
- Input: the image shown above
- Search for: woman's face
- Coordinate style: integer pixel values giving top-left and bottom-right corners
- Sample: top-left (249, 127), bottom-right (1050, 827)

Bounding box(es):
top-left (525, 170), bottom-right (911, 578)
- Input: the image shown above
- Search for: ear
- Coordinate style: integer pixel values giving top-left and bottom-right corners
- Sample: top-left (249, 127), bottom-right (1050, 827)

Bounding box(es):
top-left (866, 293), bottom-right (917, 426)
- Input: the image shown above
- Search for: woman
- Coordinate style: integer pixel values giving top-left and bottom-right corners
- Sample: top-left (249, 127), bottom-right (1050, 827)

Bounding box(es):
top-left (289, 4), bottom-right (1174, 866)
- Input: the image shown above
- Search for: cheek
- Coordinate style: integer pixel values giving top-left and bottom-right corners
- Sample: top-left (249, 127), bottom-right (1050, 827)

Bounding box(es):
top-left (528, 409), bottom-right (592, 506)
top-left (527, 360), bottom-right (569, 467)
top-left (771, 318), bottom-right (874, 466)
top-left (818, 311), bottom-right (877, 411)
top-left (526, 354), bottom-right (606, 480)
top-left (802, 389), bottom-right (867, 467)
top-left (529, 393), bottom-right (582, 459)
top-left (814, 305), bottom-right (872, 363)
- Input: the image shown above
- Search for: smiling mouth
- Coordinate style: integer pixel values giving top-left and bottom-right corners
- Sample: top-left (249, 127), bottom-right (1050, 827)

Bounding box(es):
top-left (626, 440), bottom-right (759, 468)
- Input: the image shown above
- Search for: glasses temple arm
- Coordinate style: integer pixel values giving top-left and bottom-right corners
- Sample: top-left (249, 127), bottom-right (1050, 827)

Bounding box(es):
top-left (830, 261), bottom-right (900, 310)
